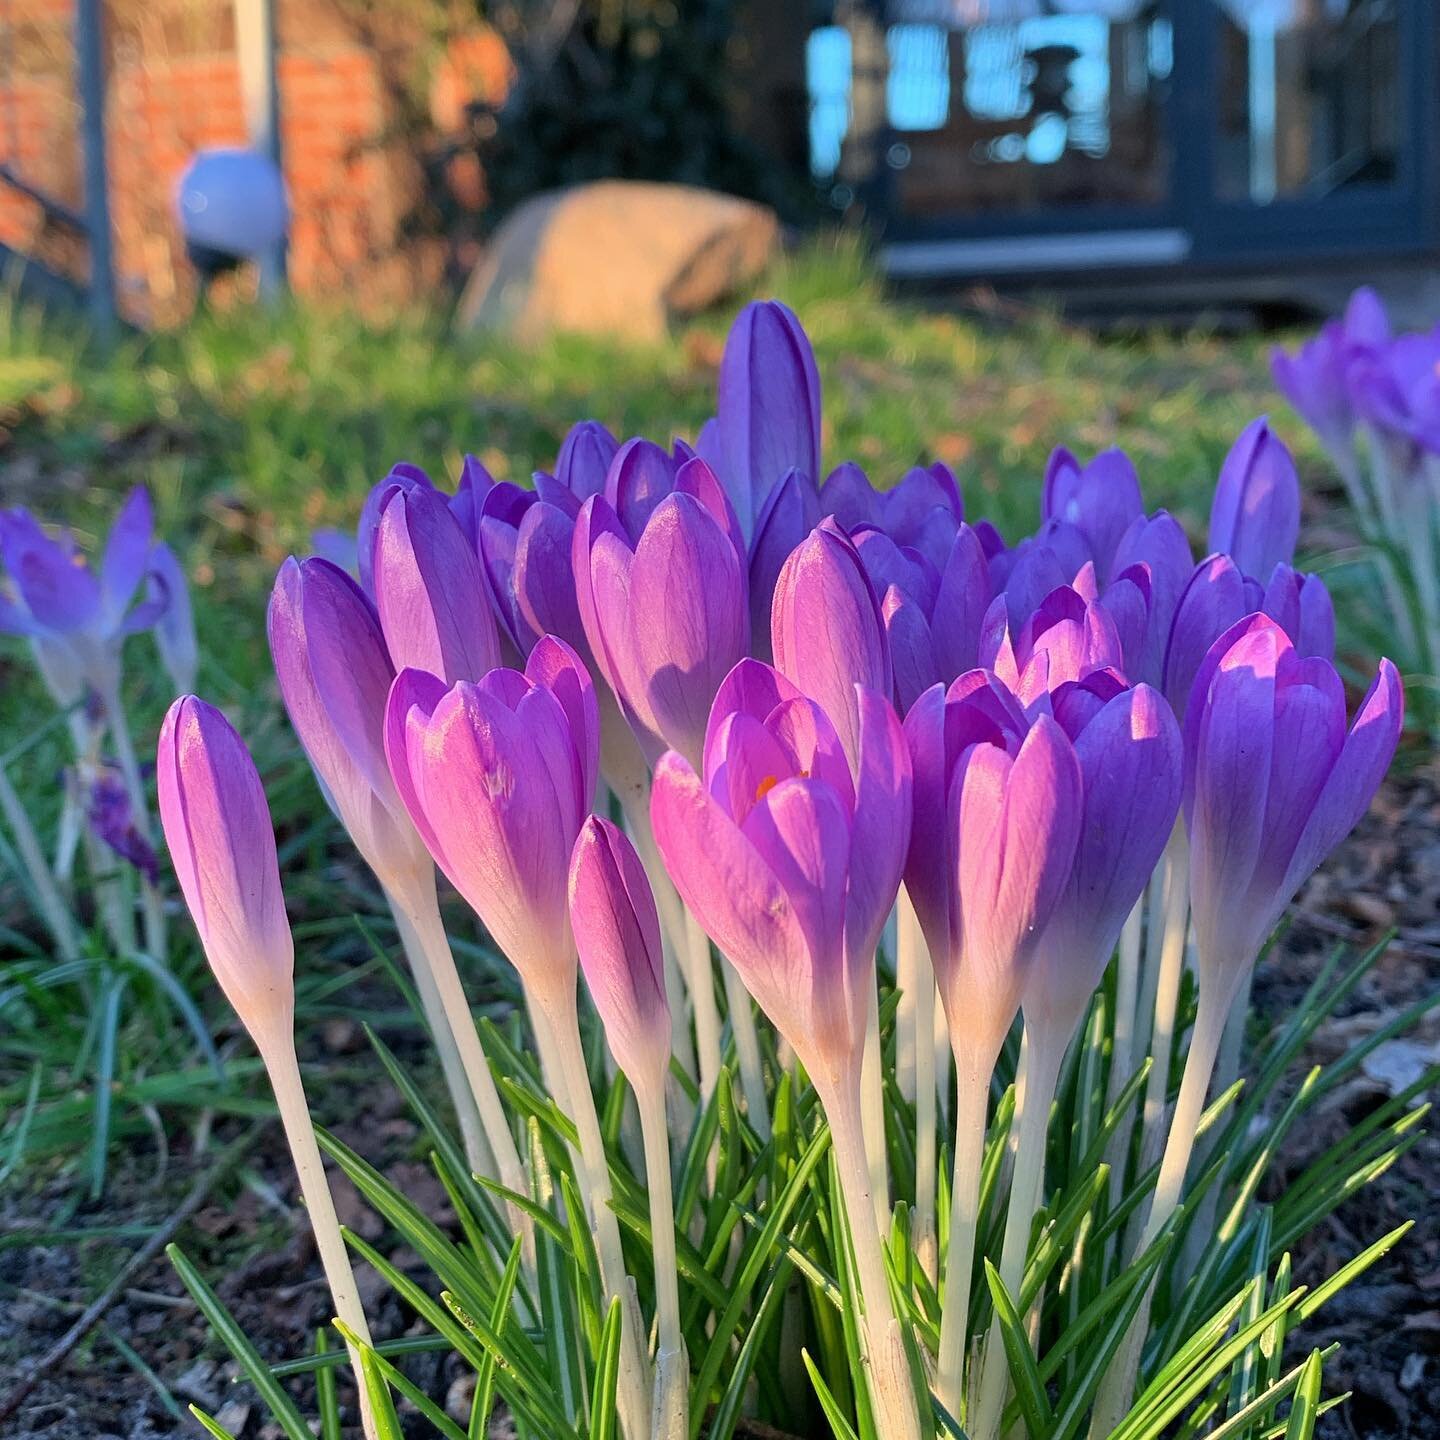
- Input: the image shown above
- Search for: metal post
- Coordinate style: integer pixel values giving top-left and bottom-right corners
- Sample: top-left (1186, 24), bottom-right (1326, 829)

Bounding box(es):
top-left (74, 0), bottom-right (116, 333)
top-left (236, 0), bottom-right (285, 295)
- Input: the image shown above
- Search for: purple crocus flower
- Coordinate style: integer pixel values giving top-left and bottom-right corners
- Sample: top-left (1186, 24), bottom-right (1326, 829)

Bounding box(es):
top-left (818, 460), bottom-right (965, 572)
top-left (384, 637), bottom-right (599, 1002)
top-left (1023, 680), bottom-right (1182, 1039)
top-left (1184, 614), bottom-right (1402, 1004)
top-left (372, 484), bottom-right (501, 683)
top-left (569, 815), bottom-right (670, 1092)
top-left (146, 541), bottom-right (198, 694)
top-left (1349, 330), bottom-right (1440, 455)
top-left (447, 454), bottom-right (498, 554)
top-left (268, 557), bottom-right (427, 887)
top-left (554, 421), bottom-right (619, 504)
top-left (979, 582), bottom-right (1125, 713)
top-left (714, 300), bottom-right (822, 541)
top-left (89, 764), bottom-right (160, 886)
top-left (1109, 510), bottom-right (1193, 687)
top-left (574, 455), bottom-right (748, 768)
top-left (903, 671), bottom-right (1083, 1069)
top-left (1042, 447), bottom-right (1144, 585)
top-left (748, 467), bottom-right (822, 662)
top-left (355, 462), bottom-right (435, 597)
top-left (157, 696), bottom-right (294, 1045)
top-left (771, 518), bottom-right (891, 769)
top-left (1207, 418), bottom-right (1301, 581)
top-left (650, 662), bottom-right (910, 1097)
top-left (0, 488), bottom-right (167, 700)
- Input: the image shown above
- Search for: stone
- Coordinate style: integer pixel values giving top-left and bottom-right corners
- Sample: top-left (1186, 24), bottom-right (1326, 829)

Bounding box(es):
top-left (457, 180), bottom-right (779, 344)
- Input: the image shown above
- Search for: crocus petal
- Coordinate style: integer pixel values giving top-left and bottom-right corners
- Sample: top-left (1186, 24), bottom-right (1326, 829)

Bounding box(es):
top-left (374, 485), bottom-right (501, 683)
top-left (1162, 553), bottom-right (1252, 720)
top-left (357, 463), bottom-right (434, 597)
top-left (1208, 418), bottom-right (1301, 580)
top-left (157, 696), bottom-right (294, 1044)
top-left (570, 816), bottom-right (669, 1088)
top-left (883, 584), bottom-right (940, 714)
top-left (749, 467), bottom-right (822, 661)
top-left (99, 488), bottom-right (156, 632)
top-left (819, 462), bottom-right (879, 532)
top-left (147, 541), bottom-right (198, 693)
top-left (844, 687), bottom-right (912, 963)
top-left (526, 634), bottom-right (601, 812)
top-left (513, 501), bottom-right (587, 658)
top-left (931, 523), bottom-right (991, 680)
top-left (606, 438), bottom-right (678, 541)
top-left (557, 421), bottom-right (620, 503)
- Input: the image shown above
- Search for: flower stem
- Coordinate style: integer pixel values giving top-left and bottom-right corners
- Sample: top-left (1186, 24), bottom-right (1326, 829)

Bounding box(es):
top-left (895, 902), bottom-right (919, 1106)
top-left (824, 1073), bottom-right (923, 1440)
top-left (0, 760), bottom-right (81, 958)
top-left (719, 953), bottom-right (771, 1140)
top-left (861, 977), bottom-right (891, 1233)
top-left (387, 871), bottom-right (532, 1267)
top-left (970, 1026), bottom-right (1065, 1440)
top-left (1087, 979), bottom-right (1232, 1438)
top-left (936, 1050), bottom-right (992, 1421)
top-left (1102, 897), bottom-right (1145, 1239)
top-left (539, 985), bottom-right (654, 1440)
top-left (260, 1025), bottom-right (380, 1440)
top-left (637, 1080), bottom-right (688, 1440)
top-left (97, 677), bottom-right (166, 960)
top-left (900, 892), bottom-right (938, 1282)
top-left (680, 906), bottom-right (725, 1109)
top-left (1125, 830), bottom-right (1189, 1263)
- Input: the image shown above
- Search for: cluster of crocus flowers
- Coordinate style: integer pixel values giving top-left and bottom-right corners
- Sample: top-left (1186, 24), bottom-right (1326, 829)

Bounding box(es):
top-left (0, 487), bottom-right (197, 961)
top-left (156, 297), bottom-right (1404, 1440)
top-left (1273, 288), bottom-right (1440, 699)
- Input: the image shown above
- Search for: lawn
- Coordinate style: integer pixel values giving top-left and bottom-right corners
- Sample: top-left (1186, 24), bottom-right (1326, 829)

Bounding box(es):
top-left (6, 241), bottom-right (1432, 1440)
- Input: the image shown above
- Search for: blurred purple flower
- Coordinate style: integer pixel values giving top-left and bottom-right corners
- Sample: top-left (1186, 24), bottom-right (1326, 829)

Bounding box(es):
top-left (88, 764), bottom-right (160, 886)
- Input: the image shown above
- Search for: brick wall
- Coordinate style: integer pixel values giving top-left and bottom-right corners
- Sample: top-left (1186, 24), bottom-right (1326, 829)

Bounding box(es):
top-left (0, 0), bottom-right (510, 323)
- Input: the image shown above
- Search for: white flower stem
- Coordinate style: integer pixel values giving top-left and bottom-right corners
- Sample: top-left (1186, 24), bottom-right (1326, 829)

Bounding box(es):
top-left (900, 892), bottom-right (938, 1281)
top-left (96, 677), bottom-right (166, 959)
top-left (387, 870), bottom-right (532, 1265)
top-left (1101, 897), bottom-right (1145, 1228)
top-left (861, 977), bottom-right (891, 1233)
top-left (0, 760), bottom-right (81, 958)
top-left (719, 953), bottom-right (770, 1140)
top-left (895, 902), bottom-right (919, 1106)
top-left (970, 1025), bottom-right (1066, 1440)
top-left (1125, 830), bottom-right (1190, 1264)
top-left (936, 1049), bottom-right (993, 1422)
top-left (679, 907), bottom-right (725, 1108)
top-left (637, 1078), bottom-right (688, 1440)
top-left (538, 984), bottom-right (654, 1440)
top-left (823, 1071), bottom-right (923, 1440)
top-left (1087, 978), bottom-right (1232, 1437)
top-left (260, 1025), bottom-right (380, 1440)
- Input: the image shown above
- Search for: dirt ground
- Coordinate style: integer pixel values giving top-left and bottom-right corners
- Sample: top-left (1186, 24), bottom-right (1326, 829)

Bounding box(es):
top-left (1, 756), bottom-right (1437, 1440)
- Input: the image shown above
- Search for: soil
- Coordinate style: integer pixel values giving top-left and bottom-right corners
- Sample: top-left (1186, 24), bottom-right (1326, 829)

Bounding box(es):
top-left (1, 773), bottom-right (1436, 1440)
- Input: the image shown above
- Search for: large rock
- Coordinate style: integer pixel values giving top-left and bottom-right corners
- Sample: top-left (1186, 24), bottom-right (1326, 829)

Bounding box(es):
top-left (457, 181), bottom-right (779, 344)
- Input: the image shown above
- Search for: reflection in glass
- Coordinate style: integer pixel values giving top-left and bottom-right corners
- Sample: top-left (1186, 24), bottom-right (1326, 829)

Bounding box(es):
top-left (1214, 0), bottom-right (1400, 205)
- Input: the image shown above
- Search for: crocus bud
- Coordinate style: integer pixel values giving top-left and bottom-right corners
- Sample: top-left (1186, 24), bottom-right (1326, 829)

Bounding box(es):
top-left (477, 483), bottom-right (544, 659)
top-left (157, 697), bottom-right (294, 1049)
top-left (1162, 553), bottom-right (1259, 722)
top-left (882, 462), bottom-right (964, 568)
top-left (994, 536), bottom-right (1074, 620)
top-left (373, 484), bottom-right (501, 683)
top-left (147, 541), bottom-right (198, 694)
top-left (448, 454), bottom-right (496, 553)
top-left (569, 816), bottom-right (669, 1093)
top-left (652, 666), bottom-right (909, 1097)
top-left (820, 461), bottom-right (879, 532)
top-left (574, 459), bottom-right (748, 768)
top-left (268, 557), bottom-right (426, 887)
top-left (1349, 332), bottom-right (1440, 453)
top-left (1023, 681), bottom-right (1182, 1039)
top-left (1184, 615), bottom-right (1402, 1006)
top-left (385, 638), bottom-right (599, 1001)
top-left (556, 420), bottom-right (620, 504)
top-left (1208, 418), bottom-right (1301, 581)
top-left (716, 299), bottom-right (822, 540)
top-left (771, 519), bottom-right (891, 770)
top-left (931, 522), bottom-right (992, 682)
top-left (1042, 447), bottom-right (1143, 585)
top-left (905, 677), bottom-right (1083, 1069)
top-left (1110, 510), bottom-right (1193, 687)
top-left (1260, 563), bottom-right (1336, 660)
top-left (356, 462), bottom-right (434, 597)
top-left (749, 467), bottom-right (822, 662)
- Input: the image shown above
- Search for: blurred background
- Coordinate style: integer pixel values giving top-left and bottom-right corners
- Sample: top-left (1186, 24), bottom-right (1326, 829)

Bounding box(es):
top-left (1, 0), bottom-right (1435, 331)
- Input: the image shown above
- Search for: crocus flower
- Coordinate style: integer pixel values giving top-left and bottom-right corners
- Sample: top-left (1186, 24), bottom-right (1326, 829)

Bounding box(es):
top-left (903, 673), bottom-right (1083, 1066)
top-left (714, 299), bottom-right (822, 540)
top-left (268, 557), bottom-right (427, 888)
top-left (1042, 446), bottom-right (1144, 585)
top-left (651, 662), bottom-right (910, 1094)
top-left (554, 420), bottom-right (620, 504)
top-left (0, 489), bottom-right (167, 701)
top-left (574, 455), bottom-right (748, 768)
top-left (372, 483), bottom-right (501, 682)
top-left (88, 764), bottom-right (160, 886)
top-left (1207, 418), bottom-right (1301, 581)
top-left (771, 518), bottom-right (891, 769)
top-left (569, 816), bottom-right (669, 1093)
top-left (748, 467), bottom-right (821, 661)
top-left (1184, 614), bottom-right (1403, 1005)
top-left (820, 460), bottom-right (965, 571)
top-left (146, 541), bottom-right (198, 694)
top-left (1023, 679), bottom-right (1182, 1038)
top-left (979, 582), bottom-right (1125, 714)
top-left (1349, 330), bottom-right (1440, 455)
top-left (1109, 510), bottom-right (1194, 687)
top-left (384, 636), bottom-right (599, 1005)
top-left (355, 462), bottom-right (435, 597)
top-left (157, 696), bottom-right (294, 1047)
top-left (447, 454), bottom-right (497, 554)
